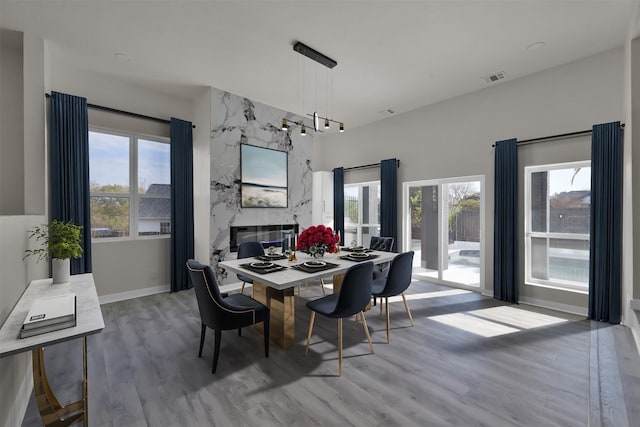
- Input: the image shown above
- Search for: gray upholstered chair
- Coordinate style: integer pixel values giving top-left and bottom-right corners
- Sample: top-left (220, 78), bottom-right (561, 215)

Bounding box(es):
top-left (369, 236), bottom-right (395, 280)
top-left (237, 241), bottom-right (265, 293)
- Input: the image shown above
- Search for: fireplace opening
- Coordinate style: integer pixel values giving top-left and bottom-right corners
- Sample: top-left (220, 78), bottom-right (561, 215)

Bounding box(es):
top-left (229, 224), bottom-right (299, 252)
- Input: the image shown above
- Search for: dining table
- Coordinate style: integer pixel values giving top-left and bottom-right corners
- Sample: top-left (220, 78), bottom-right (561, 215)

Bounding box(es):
top-left (218, 248), bottom-right (396, 349)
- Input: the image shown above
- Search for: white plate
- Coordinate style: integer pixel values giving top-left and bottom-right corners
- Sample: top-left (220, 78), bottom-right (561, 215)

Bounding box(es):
top-left (250, 262), bottom-right (274, 268)
top-left (350, 252), bottom-right (369, 258)
top-left (303, 261), bottom-right (327, 268)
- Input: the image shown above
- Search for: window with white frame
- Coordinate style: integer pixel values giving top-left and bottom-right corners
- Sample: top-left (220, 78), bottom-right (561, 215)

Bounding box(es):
top-left (525, 161), bottom-right (591, 292)
top-left (344, 181), bottom-right (380, 247)
top-left (89, 129), bottom-right (170, 240)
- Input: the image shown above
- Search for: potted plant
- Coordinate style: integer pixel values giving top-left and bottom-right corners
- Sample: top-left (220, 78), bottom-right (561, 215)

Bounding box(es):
top-left (24, 220), bottom-right (83, 284)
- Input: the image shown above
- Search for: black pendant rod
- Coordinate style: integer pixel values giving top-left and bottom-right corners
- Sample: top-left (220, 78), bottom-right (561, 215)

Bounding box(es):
top-left (45, 93), bottom-right (195, 128)
top-left (344, 159), bottom-right (400, 172)
top-left (492, 123), bottom-right (624, 147)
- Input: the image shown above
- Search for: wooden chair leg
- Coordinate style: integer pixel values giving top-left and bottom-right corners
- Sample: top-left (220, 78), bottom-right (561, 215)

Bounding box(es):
top-left (360, 311), bottom-right (374, 354)
top-left (320, 279), bottom-right (326, 296)
top-left (380, 299), bottom-right (383, 316)
top-left (402, 293), bottom-right (414, 327)
top-left (386, 297), bottom-right (390, 343)
top-left (241, 282), bottom-right (246, 294)
top-left (198, 324), bottom-right (206, 357)
top-left (305, 312), bottom-right (316, 355)
top-left (338, 318), bottom-right (343, 377)
top-left (263, 318), bottom-right (270, 358)
top-left (212, 330), bottom-right (222, 374)
top-left (354, 312), bottom-right (359, 328)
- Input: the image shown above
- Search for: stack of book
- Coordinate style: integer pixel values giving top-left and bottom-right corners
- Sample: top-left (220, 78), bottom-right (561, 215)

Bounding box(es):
top-left (19, 293), bottom-right (77, 339)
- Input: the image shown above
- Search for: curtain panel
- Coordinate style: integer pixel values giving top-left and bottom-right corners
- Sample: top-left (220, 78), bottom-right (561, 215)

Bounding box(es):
top-left (493, 139), bottom-right (518, 303)
top-left (380, 158), bottom-right (398, 251)
top-left (49, 91), bottom-right (92, 274)
top-left (588, 121), bottom-right (622, 323)
top-left (333, 167), bottom-right (345, 239)
top-left (170, 118), bottom-right (195, 292)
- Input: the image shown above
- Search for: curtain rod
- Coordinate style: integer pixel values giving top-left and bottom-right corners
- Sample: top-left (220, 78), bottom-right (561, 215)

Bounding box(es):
top-left (491, 123), bottom-right (625, 147)
top-left (344, 159), bottom-right (400, 172)
top-left (45, 93), bottom-right (196, 129)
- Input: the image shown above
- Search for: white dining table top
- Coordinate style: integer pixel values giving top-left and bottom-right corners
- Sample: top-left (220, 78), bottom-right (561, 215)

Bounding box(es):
top-left (219, 249), bottom-right (396, 290)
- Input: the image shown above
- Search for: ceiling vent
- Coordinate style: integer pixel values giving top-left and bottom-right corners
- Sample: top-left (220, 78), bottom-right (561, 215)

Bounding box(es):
top-left (482, 71), bottom-right (507, 85)
top-left (378, 109), bottom-right (395, 118)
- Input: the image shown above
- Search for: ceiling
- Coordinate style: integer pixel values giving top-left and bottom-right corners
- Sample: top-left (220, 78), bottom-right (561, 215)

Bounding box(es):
top-left (1, 1), bottom-right (638, 131)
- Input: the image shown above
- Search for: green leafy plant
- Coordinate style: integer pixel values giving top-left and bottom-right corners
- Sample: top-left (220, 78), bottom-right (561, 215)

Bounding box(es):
top-left (24, 220), bottom-right (83, 262)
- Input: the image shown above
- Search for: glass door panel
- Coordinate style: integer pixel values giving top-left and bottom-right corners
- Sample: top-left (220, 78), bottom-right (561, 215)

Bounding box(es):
top-left (408, 184), bottom-right (439, 281)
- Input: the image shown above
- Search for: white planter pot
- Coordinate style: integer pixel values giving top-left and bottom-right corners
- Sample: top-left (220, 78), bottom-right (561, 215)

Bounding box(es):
top-left (52, 258), bottom-right (71, 284)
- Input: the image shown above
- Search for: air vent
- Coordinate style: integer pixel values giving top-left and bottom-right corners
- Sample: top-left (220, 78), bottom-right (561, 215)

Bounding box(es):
top-left (378, 109), bottom-right (395, 118)
top-left (482, 71), bottom-right (507, 85)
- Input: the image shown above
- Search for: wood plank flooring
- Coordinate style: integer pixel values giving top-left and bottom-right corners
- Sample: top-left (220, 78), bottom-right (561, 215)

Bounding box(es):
top-left (20, 280), bottom-right (640, 427)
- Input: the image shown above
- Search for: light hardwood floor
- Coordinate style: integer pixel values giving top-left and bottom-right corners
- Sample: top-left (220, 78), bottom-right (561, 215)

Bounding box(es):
top-left (21, 280), bottom-right (640, 426)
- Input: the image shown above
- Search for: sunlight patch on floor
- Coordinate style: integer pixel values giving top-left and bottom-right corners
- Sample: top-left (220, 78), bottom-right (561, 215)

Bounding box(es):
top-left (388, 289), bottom-right (472, 303)
top-left (429, 306), bottom-right (569, 337)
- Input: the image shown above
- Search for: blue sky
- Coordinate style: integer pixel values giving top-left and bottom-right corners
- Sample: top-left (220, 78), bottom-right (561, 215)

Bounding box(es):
top-left (89, 131), bottom-right (169, 191)
top-left (241, 145), bottom-right (287, 187)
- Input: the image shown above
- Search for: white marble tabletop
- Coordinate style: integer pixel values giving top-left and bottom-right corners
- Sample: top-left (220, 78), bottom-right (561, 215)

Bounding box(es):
top-left (219, 249), bottom-right (396, 291)
top-left (0, 273), bottom-right (105, 358)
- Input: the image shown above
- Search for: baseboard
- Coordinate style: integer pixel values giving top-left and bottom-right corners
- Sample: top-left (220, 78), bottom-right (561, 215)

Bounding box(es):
top-left (519, 296), bottom-right (587, 317)
top-left (99, 284), bottom-right (170, 305)
top-left (6, 354), bottom-right (33, 427)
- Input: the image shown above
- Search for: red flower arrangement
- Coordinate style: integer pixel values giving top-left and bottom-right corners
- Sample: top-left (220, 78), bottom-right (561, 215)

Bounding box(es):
top-left (296, 224), bottom-right (340, 254)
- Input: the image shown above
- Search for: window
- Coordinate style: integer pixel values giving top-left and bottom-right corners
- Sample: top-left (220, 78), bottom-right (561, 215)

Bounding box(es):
top-left (525, 161), bottom-right (590, 292)
top-left (344, 181), bottom-right (380, 247)
top-left (89, 129), bottom-right (170, 240)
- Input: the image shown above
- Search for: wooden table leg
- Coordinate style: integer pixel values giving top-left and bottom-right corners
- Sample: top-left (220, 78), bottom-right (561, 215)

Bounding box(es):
top-left (33, 336), bottom-right (87, 426)
top-left (252, 281), bottom-right (296, 349)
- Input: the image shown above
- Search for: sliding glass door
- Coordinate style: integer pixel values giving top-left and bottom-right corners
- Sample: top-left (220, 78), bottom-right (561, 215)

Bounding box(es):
top-left (403, 176), bottom-right (484, 289)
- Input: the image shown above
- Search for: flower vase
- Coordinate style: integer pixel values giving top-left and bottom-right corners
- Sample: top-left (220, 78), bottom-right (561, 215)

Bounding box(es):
top-left (52, 258), bottom-right (70, 284)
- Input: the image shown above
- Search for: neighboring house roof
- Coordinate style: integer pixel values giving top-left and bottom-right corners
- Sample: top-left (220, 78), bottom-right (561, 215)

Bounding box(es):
top-left (139, 184), bottom-right (170, 219)
top-left (550, 190), bottom-right (591, 209)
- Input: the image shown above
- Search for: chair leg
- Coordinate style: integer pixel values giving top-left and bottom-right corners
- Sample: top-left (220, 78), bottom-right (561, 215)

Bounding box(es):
top-left (263, 317), bottom-right (270, 358)
top-left (320, 279), bottom-right (326, 296)
top-left (212, 329), bottom-right (222, 374)
top-left (238, 328), bottom-right (242, 336)
top-left (338, 318), bottom-right (343, 377)
top-left (198, 324), bottom-right (206, 357)
top-left (359, 311), bottom-right (374, 354)
top-left (354, 312), bottom-right (359, 328)
top-left (305, 312), bottom-right (316, 355)
top-left (380, 299), bottom-right (383, 316)
top-left (402, 293), bottom-right (414, 327)
top-left (386, 297), bottom-right (390, 343)
top-left (241, 282), bottom-right (245, 294)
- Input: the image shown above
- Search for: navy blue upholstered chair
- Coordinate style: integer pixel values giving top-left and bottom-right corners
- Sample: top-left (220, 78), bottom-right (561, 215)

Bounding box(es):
top-left (371, 251), bottom-right (415, 343)
top-left (186, 259), bottom-right (269, 374)
top-left (237, 241), bottom-right (265, 294)
top-left (305, 261), bottom-right (374, 376)
top-left (369, 236), bottom-right (395, 280)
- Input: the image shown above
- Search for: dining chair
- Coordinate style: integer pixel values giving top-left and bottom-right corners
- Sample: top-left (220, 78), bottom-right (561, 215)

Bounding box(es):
top-left (369, 236), bottom-right (395, 280)
top-left (186, 259), bottom-right (270, 374)
top-left (305, 261), bottom-right (374, 376)
top-left (371, 251), bottom-right (415, 343)
top-left (237, 241), bottom-right (265, 294)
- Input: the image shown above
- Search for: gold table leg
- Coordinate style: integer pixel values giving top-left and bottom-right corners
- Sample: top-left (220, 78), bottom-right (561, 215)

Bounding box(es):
top-left (252, 281), bottom-right (295, 349)
top-left (32, 336), bottom-right (88, 427)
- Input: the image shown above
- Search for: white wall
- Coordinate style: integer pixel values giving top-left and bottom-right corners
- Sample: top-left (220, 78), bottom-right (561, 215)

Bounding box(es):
top-left (318, 48), bottom-right (624, 312)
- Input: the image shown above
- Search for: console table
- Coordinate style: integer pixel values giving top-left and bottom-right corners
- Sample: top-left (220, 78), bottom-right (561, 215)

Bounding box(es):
top-left (0, 273), bottom-right (104, 426)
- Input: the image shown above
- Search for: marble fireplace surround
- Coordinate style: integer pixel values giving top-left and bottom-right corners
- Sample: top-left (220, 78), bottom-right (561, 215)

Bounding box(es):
top-left (229, 224), bottom-right (299, 252)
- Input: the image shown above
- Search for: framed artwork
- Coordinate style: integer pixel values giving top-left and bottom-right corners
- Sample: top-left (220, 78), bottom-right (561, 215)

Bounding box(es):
top-left (240, 144), bottom-right (288, 208)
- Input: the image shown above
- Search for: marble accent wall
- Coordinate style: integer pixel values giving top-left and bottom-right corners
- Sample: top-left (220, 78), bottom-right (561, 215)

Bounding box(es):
top-left (210, 88), bottom-right (313, 283)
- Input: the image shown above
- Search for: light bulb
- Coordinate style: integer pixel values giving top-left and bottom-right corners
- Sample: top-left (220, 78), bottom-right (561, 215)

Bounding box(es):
top-left (301, 124), bottom-right (307, 136)
top-left (339, 122), bottom-right (344, 133)
top-left (281, 118), bottom-right (288, 130)
top-left (324, 118), bottom-right (330, 129)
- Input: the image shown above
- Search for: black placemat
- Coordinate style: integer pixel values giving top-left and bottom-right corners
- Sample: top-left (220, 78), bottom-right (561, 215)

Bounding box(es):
top-left (256, 254), bottom-right (288, 261)
top-left (339, 254), bottom-right (379, 262)
top-left (341, 247), bottom-right (373, 253)
top-left (291, 261), bottom-right (340, 273)
top-left (239, 263), bottom-right (287, 274)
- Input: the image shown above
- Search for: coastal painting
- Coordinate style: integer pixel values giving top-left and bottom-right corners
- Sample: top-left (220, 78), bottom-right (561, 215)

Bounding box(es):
top-left (241, 144), bottom-right (288, 208)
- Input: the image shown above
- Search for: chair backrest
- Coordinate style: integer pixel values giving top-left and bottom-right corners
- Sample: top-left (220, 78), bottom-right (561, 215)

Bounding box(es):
top-left (383, 251), bottom-right (415, 296)
top-left (237, 241), bottom-right (265, 259)
top-left (186, 259), bottom-right (229, 328)
top-left (334, 261), bottom-right (374, 317)
top-left (370, 236), bottom-right (395, 252)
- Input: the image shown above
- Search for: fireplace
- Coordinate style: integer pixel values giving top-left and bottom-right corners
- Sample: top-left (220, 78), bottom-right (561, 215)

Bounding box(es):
top-left (229, 224), bottom-right (299, 252)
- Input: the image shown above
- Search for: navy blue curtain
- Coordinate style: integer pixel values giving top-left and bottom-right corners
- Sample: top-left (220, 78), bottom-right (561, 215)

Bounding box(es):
top-left (333, 167), bottom-right (344, 240)
top-left (493, 139), bottom-right (518, 303)
top-left (589, 121), bottom-right (622, 323)
top-left (49, 91), bottom-right (92, 274)
top-left (380, 158), bottom-right (398, 251)
top-left (170, 118), bottom-right (194, 292)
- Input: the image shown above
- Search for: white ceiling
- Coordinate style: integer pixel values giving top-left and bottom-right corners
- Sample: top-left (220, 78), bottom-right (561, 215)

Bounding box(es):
top-left (1, 1), bottom-right (638, 131)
